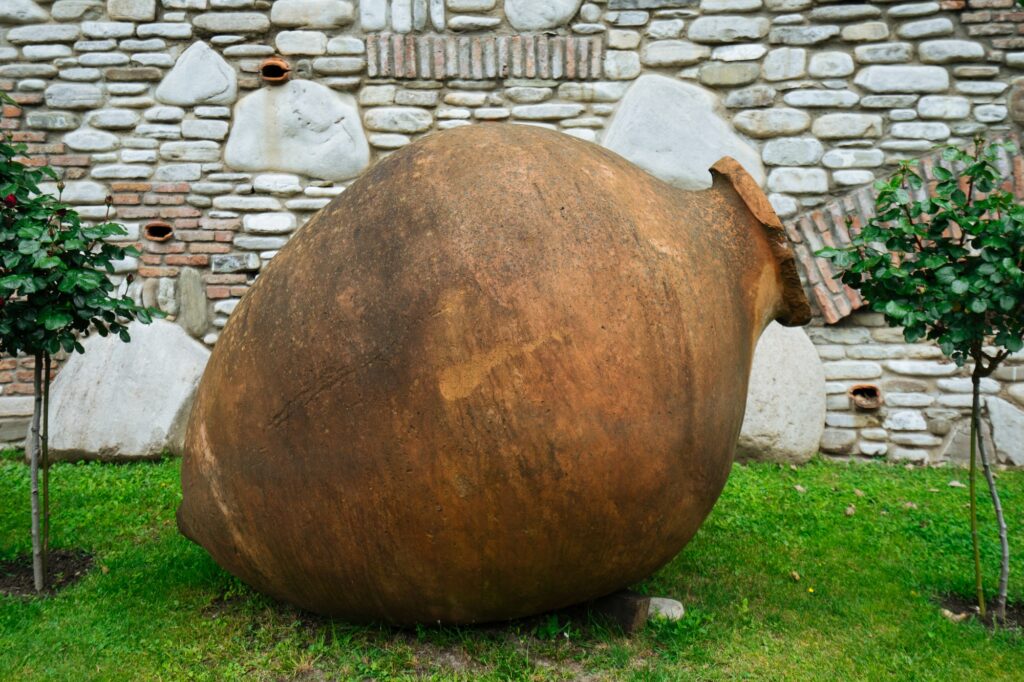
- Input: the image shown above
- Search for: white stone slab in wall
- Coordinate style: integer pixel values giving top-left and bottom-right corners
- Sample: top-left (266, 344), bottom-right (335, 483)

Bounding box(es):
top-left (0, 0), bottom-right (49, 24)
top-left (737, 322), bottom-right (827, 464)
top-left (224, 79), bottom-right (370, 182)
top-left (987, 397), bottom-right (1024, 466)
top-left (602, 74), bottom-right (764, 190)
top-left (505, 0), bottom-right (583, 31)
top-left (155, 41), bottom-right (237, 106)
top-left (40, 320), bottom-right (209, 460)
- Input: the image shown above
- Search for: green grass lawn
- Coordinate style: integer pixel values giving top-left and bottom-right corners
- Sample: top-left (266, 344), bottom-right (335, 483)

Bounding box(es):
top-left (1, 454), bottom-right (1021, 681)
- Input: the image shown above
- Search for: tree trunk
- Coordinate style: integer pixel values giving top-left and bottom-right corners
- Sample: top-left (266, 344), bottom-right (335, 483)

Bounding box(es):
top-left (969, 373), bottom-right (985, 618)
top-left (976, 384), bottom-right (1010, 625)
top-left (29, 351), bottom-right (44, 592)
top-left (42, 352), bottom-right (51, 578)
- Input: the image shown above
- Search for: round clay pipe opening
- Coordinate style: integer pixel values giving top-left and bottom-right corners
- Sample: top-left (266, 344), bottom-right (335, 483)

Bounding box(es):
top-left (260, 56), bottom-right (291, 85)
top-left (143, 220), bottom-right (174, 243)
top-left (848, 384), bottom-right (883, 411)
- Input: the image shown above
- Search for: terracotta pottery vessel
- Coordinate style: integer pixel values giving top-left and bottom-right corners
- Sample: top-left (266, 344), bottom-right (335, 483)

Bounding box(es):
top-left (178, 124), bottom-right (810, 625)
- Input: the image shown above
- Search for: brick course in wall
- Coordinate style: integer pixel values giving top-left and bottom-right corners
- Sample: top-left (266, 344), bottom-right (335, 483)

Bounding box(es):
top-left (1, 0), bottom-right (1024, 463)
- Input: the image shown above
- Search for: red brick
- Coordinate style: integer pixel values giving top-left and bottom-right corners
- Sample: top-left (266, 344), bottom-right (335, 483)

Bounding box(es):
top-left (119, 207), bottom-right (160, 219)
top-left (229, 285), bottom-right (250, 297)
top-left (143, 193), bottom-right (184, 205)
top-left (111, 182), bottom-right (152, 192)
top-left (207, 274), bottom-right (247, 284)
top-left (206, 285), bottom-right (231, 299)
top-left (138, 266), bottom-right (179, 277)
top-left (10, 131), bottom-right (45, 142)
top-left (2, 105), bottom-right (22, 117)
top-left (165, 254), bottom-right (209, 267)
top-left (159, 206), bottom-right (201, 218)
top-left (969, 0), bottom-right (1013, 7)
top-left (10, 93), bottom-right (42, 105)
top-left (49, 155), bottom-right (90, 167)
top-left (189, 242), bottom-right (231, 254)
top-left (176, 229), bottom-right (215, 242)
top-left (143, 241), bottom-right (186, 254)
top-left (152, 182), bottom-right (189, 193)
top-left (111, 193), bottom-right (141, 205)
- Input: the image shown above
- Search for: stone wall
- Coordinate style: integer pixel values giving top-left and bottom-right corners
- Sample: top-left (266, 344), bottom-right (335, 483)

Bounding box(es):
top-left (1, 0), bottom-right (1023, 464)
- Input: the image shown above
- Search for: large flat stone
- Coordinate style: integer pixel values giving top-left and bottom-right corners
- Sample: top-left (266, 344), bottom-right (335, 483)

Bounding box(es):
top-left (156, 41), bottom-right (236, 106)
top-left (270, 0), bottom-right (354, 28)
top-left (505, 0), bottom-right (583, 31)
top-left (988, 397), bottom-right (1024, 466)
top-left (602, 74), bottom-right (764, 190)
top-left (41, 320), bottom-right (209, 460)
top-left (0, 0), bottom-right (49, 24)
top-left (225, 79), bottom-right (369, 181)
top-left (854, 65), bottom-right (950, 94)
top-left (737, 323), bottom-right (826, 464)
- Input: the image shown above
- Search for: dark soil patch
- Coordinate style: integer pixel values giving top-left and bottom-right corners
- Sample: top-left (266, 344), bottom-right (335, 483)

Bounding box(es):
top-left (940, 593), bottom-right (1024, 631)
top-left (0, 549), bottom-right (93, 597)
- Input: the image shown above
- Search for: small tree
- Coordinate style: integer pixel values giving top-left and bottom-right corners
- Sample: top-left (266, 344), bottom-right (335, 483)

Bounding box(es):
top-left (0, 92), bottom-right (158, 591)
top-left (818, 137), bottom-right (1024, 625)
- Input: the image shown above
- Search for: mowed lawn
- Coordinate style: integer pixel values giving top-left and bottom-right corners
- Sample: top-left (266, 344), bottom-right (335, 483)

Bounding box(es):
top-left (1, 453), bottom-right (1021, 681)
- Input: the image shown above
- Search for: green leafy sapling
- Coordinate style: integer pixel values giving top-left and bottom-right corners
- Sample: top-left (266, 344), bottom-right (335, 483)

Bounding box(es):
top-left (0, 91), bottom-right (160, 591)
top-left (818, 137), bottom-right (1024, 625)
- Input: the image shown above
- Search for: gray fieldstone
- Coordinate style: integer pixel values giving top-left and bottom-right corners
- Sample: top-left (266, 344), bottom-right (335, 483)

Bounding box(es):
top-left (107, 0), bottom-right (155, 21)
top-left (897, 17), bottom-right (953, 39)
top-left (833, 170), bottom-right (874, 186)
top-left (763, 47), bottom-right (806, 81)
top-left (767, 167), bottom-right (828, 193)
top-left (988, 398), bottom-right (1024, 466)
top-left (0, 0), bottom-right (49, 24)
top-left (365, 106), bottom-right (434, 132)
top-left (277, 30), bottom-right (328, 55)
top-left (38, 180), bottom-right (108, 204)
top-left (917, 95), bottom-right (971, 120)
top-left (712, 44), bottom-right (767, 61)
top-left (41, 320), bottom-right (208, 460)
top-left (66, 128), bottom-right (120, 151)
top-left (211, 252), bottom-right (260, 272)
top-left (808, 51), bottom-right (853, 78)
top-left (769, 25), bottom-right (839, 46)
top-left (854, 65), bottom-right (949, 93)
top-left (822, 149), bottom-right (884, 168)
top-left (891, 121), bottom-right (950, 140)
top-left (761, 137), bottom-right (823, 166)
top-left (27, 111), bottom-right (81, 130)
top-left (156, 41), bottom-right (236, 106)
top-left (89, 108), bottom-right (140, 129)
top-left (641, 40), bottom-right (711, 67)
top-left (648, 597), bottom-right (685, 621)
top-left (44, 83), bottom-right (103, 109)
top-left (7, 24), bottom-right (80, 43)
top-left (732, 108), bottom-right (810, 138)
top-left (783, 90), bottom-right (859, 108)
top-left (810, 4), bottom-right (880, 21)
top-left (841, 22), bottom-right (889, 42)
top-left (887, 360), bottom-right (958, 376)
top-left (51, 0), bottom-right (105, 21)
top-left (725, 84), bottom-right (776, 108)
top-left (699, 61), bottom-right (760, 86)
top-left (1008, 384), bottom-right (1024, 409)
top-left (176, 267), bottom-right (208, 338)
top-left (820, 428), bottom-right (857, 454)
top-left (737, 323), bottom-right (826, 465)
top-left (602, 75), bottom-right (765, 190)
top-left (688, 16), bottom-right (770, 43)
top-left (504, 0), bottom-right (583, 31)
top-left (270, 0), bottom-right (354, 28)
top-left (447, 15), bottom-right (501, 30)
top-left (884, 410), bottom-right (928, 431)
top-left (812, 113), bottom-right (883, 139)
top-left (244, 212), bottom-right (297, 233)
top-left (193, 12), bottom-right (270, 34)
top-left (919, 40), bottom-right (985, 64)
top-left (604, 50), bottom-right (642, 79)
top-left (647, 19), bottom-right (686, 39)
top-left (225, 79), bottom-right (370, 181)
top-left (854, 42), bottom-right (914, 64)
top-left (974, 105), bottom-right (1007, 123)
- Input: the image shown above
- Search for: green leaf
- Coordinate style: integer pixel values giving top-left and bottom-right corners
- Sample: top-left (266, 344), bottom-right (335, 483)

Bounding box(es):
top-left (968, 299), bottom-right (987, 314)
top-left (1000, 295), bottom-right (1017, 312)
top-left (40, 309), bottom-right (72, 331)
top-left (951, 280), bottom-right (969, 295)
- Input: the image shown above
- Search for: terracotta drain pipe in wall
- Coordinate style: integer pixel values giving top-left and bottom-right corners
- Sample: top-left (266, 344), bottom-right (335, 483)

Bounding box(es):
top-left (848, 384), bottom-right (883, 411)
top-left (143, 220), bottom-right (174, 243)
top-left (259, 56), bottom-right (291, 85)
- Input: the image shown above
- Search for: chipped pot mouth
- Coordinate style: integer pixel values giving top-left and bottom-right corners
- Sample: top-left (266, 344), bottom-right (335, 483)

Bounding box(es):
top-left (259, 56), bottom-right (291, 85)
top-left (848, 384), bottom-right (883, 411)
top-left (143, 220), bottom-right (174, 243)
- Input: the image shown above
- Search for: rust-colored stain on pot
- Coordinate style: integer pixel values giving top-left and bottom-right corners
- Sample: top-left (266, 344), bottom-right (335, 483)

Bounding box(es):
top-left (177, 124), bottom-right (810, 625)
top-left (143, 220), bottom-right (173, 242)
top-left (259, 56), bottom-right (291, 84)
